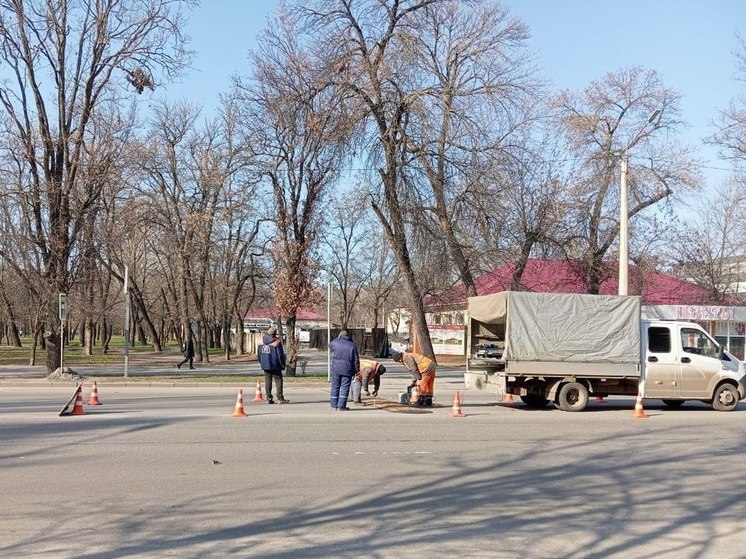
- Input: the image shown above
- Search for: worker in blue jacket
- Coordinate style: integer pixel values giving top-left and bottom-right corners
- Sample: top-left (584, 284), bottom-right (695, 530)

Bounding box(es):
top-left (258, 327), bottom-right (289, 404)
top-left (328, 330), bottom-right (359, 410)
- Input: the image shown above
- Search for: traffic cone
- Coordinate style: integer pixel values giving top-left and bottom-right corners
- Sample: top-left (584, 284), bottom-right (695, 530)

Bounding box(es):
top-left (252, 381), bottom-right (264, 402)
top-left (88, 381), bottom-right (102, 405)
top-left (449, 390), bottom-right (465, 418)
top-left (502, 393), bottom-right (515, 404)
top-left (410, 386), bottom-right (419, 406)
top-left (232, 389), bottom-right (248, 417)
top-left (633, 392), bottom-right (648, 419)
top-left (70, 386), bottom-right (85, 415)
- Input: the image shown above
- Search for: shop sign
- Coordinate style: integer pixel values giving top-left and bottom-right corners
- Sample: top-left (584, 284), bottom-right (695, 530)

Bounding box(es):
top-left (676, 305), bottom-right (735, 321)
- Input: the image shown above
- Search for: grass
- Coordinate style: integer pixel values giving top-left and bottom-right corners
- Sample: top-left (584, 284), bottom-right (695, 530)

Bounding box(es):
top-left (85, 374), bottom-right (329, 383)
top-left (0, 336), bottom-right (241, 367)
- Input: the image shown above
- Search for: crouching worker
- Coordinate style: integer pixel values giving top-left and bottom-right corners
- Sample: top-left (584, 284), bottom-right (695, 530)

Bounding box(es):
top-left (391, 350), bottom-right (436, 406)
top-left (351, 359), bottom-right (386, 404)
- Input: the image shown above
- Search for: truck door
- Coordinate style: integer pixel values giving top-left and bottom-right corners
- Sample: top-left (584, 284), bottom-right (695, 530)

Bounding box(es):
top-left (644, 325), bottom-right (679, 398)
top-left (677, 326), bottom-right (722, 398)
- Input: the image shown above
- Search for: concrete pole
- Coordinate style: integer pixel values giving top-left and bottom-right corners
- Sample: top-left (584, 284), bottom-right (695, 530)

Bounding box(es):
top-left (618, 152), bottom-right (629, 296)
top-left (124, 266), bottom-right (130, 378)
top-left (327, 282), bottom-right (331, 382)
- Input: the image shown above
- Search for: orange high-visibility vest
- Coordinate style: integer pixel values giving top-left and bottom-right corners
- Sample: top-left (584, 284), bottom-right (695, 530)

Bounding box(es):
top-left (357, 358), bottom-right (380, 380)
top-left (403, 352), bottom-right (435, 396)
top-left (403, 352), bottom-right (433, 374)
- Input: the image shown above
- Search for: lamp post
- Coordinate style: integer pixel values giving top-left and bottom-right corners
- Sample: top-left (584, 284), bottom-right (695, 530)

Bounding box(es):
top-left (618, 109), bottom-right (661, 296)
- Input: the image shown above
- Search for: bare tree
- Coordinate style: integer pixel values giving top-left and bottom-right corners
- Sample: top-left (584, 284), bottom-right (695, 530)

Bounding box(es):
top-left (403, 1), bottom-right (537, 298)
top-left (552, 66), bottom-right (701, 293)
top-left (304, 0), bottom-right (442, 358)
top-left (666, 182), bottom-right (746, 303)
top-left (0, 0), bottom-right (192, 373)
top-left (319, 194), bottom-right (376, 328)
top-left (236, 10), bottom-right (353, 374)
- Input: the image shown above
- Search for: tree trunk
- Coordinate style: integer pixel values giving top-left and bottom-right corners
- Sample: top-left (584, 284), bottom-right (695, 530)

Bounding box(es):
top-left (46, 331), bottom-right (62, 374)
top-left (0, 286), bottom-right (22, 347)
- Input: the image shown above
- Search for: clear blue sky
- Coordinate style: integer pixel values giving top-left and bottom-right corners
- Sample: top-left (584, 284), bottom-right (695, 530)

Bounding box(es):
top-left (166, 0), bottom-right (746, 188)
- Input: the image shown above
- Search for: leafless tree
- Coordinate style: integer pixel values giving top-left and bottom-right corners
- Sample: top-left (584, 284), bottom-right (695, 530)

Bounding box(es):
top-left (236, 10), bottom-right (353, 373)
top-left (302, 0), bottom-right (442, 358)
top-left (552, 66), bottom-right (701, 293)
top-left (402, 1), bottom-right (538, 298)
top-left (0, 0), bottom-right (192, 373)
top-left (666, 182), bottom-right (746, 303)
top-left (319, 194), bottom-right (377, 328)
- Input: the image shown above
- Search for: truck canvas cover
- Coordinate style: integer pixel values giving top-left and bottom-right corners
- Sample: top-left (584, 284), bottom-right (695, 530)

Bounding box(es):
top-left (468, 291), bottom-right (641, 364)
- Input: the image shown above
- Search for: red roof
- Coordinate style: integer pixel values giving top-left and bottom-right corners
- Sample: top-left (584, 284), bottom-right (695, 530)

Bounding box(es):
top-left (245, 308), bottom-right (327, 321)
top-left (423, 259), bottom-right (712, 307)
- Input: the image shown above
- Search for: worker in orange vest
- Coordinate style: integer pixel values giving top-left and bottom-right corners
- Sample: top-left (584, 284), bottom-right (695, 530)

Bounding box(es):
top-left (351, 358), bottom-right (386, 403)
top-left (391, 350), bottom-right (436, 406)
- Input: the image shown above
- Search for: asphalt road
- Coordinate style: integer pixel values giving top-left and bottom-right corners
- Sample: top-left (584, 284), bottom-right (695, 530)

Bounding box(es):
top-left (2, 369), bottom-right (746, 559)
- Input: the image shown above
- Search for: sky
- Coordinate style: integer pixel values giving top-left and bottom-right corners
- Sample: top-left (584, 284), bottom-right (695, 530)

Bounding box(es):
top-left (165, 0), bottom-right (746, 189)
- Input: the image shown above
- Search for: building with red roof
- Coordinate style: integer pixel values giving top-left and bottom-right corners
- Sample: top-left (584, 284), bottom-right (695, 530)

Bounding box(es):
top-left (423, 259), bottom-right (712, 310)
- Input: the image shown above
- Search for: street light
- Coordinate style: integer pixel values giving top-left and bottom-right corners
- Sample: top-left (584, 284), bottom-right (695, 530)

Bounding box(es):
top-left (618, 109), bottom-right (661, 296)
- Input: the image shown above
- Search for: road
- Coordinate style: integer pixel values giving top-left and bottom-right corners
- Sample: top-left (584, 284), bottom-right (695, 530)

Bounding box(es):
top-left (2, 365), bottom-right (746, 558)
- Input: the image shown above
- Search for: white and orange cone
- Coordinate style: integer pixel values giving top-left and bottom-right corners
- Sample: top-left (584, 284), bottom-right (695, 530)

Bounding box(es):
top-left (252, 381), bottom-right (264, 402)
top-left (633, 392), bottom-right (648, 419)
top-left (88, 381), bottom-right (102, 405)
top-left (502, 392), bottom-right (515, 404)
top-left (410, 386), bottom-right (419, 406)
top-left (71, 386), bottom-right (85, 415)
top-left (232, 389), bottom-right (248, 417)
top-left (449, 390), bottom-right (465, 418)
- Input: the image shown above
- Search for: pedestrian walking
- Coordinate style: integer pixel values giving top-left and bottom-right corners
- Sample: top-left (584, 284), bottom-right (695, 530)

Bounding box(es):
top-left (328, 330), bottom-right (359, 411)
top-left (258, 327), bottom-right (289, 404)
top-left (177, 337), bottom-right (195, 370)
top-left (351, 358), bottom-right (386, 404)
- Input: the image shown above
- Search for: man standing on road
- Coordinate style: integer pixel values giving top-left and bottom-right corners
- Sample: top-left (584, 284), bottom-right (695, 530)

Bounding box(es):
top-left (329, 330), bottom-right (359, 411)
top-left (258, 327), bottom-right (289, 404)
top-left (391, 350), bottom-right (436, 406)
top-left (351, 359), bottom-right (386, 404)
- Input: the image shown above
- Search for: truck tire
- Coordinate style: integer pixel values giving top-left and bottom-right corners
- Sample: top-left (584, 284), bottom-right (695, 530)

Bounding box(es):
top-left (662, 399), bottom-right (685, 408)
top-left (557, 382), bottom-right (589, 412)
top-left (520, 394), bottom-right (550, 408)
top-left (711, 383), bottom-right (739, 412)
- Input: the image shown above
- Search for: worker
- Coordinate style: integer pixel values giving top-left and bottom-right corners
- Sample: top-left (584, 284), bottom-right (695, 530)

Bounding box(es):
top-left (391, 350), bottom-right (436, 407)
top-left (350, 358), bottom-right (386, 404)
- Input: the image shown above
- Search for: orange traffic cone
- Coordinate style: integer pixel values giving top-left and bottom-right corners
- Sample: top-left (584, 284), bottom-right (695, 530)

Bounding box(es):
top-left (232, 389), bottom-right (248, 417)
top-left (449, 390), bottom-right (465, 418)
top-left (252, 381), bottom-right (264, 402)
top-left (502, 393), bottom-right (515, 404)
top-left (410, 386), bottom-right (419, 406)
top-left (71, 386), bottom-right (85, 415)
top-left (633, 393), bottom-right (648, 419)
top-left (88, 381), bottom-right (102, 405)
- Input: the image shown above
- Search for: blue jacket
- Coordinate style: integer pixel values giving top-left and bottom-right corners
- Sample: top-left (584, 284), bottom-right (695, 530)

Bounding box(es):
top-left (329, 335), bottom-right (359, 377)
top-left (258, 335), bottom-right (286, 372)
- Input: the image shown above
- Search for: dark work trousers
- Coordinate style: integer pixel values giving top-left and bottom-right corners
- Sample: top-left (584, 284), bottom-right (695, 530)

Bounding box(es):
top-left (330, 373), bottom-right (352, 409)
top-left (264, 370), bottom-right (284, 400)
top-left (177, 355), bottom-right (194, 369)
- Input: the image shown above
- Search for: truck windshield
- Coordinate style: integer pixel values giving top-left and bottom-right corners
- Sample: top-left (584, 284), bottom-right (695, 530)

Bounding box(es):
top-left (680, 328), bottom-right (719, 359)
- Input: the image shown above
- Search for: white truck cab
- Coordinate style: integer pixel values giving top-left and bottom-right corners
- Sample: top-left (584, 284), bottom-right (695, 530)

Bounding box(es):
top-left (643, 320), bottom-right (746, 411)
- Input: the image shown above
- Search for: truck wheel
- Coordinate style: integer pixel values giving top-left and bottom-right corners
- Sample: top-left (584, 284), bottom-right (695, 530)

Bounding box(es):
top-left (520, 394), bottom-right (549, 408)
top-left (711, 384), bottom-right (739, 412)
top-left (557, 382), bottom-right (589, 412)
top-left (662, 399), bottom-right (685, 408)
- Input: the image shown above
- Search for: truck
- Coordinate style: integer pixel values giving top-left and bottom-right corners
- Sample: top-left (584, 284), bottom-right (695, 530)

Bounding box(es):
top-left (464, 291), bottom-right (746, 412)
